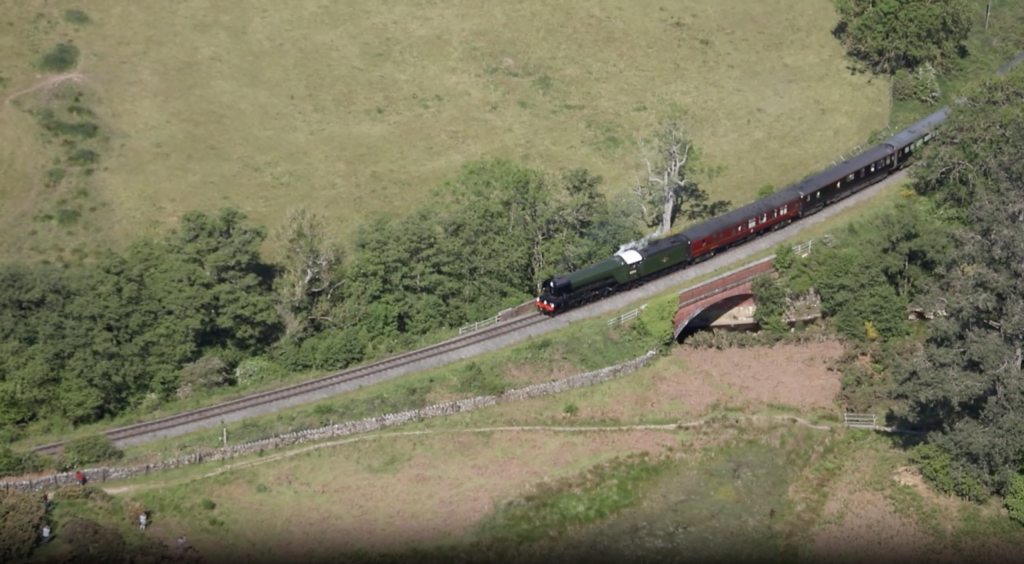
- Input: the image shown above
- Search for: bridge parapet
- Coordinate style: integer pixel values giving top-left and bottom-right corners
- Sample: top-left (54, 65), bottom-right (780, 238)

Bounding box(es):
top-left (673, 256), bottom-right (776, 339)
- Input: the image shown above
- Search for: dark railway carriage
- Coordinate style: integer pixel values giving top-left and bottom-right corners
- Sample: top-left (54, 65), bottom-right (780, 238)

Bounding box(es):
top-left (682, 189), bottom-right (802, 260)
top-left (885, 107), bottom-right (950, 166)
top-left (791, 144), bottom-right (895, 215)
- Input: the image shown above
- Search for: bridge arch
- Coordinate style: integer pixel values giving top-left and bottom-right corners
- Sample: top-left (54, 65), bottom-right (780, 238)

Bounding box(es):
top-left (673, 282), bottom-right (757, 340)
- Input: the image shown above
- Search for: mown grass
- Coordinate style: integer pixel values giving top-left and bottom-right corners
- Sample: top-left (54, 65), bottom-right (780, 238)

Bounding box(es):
top-left (0, 0), bottom-right (888, 262)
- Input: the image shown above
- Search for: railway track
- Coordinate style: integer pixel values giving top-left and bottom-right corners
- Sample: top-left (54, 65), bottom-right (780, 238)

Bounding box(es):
top-left (32, 313), bottom-right (547, 455)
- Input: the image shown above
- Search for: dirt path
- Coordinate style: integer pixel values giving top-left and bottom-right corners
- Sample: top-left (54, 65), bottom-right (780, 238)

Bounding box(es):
top-left (2, 71), bottom-right (86, 107)
top-left (102, 415), bottom-right (831, 496)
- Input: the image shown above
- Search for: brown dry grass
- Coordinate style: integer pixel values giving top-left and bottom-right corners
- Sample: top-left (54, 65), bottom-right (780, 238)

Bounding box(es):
top-left (141, 429), bottom-right (681, 563)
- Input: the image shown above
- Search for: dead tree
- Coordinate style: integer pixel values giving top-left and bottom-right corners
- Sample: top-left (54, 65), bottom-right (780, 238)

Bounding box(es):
top-left (632, 119), bottom-right (728, 237)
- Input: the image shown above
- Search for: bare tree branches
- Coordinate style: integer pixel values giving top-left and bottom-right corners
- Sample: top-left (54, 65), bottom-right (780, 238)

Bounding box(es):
top-left (272, 207), bottom-right (345, 334)
top-left (631, 118), bottom-right (729, 237)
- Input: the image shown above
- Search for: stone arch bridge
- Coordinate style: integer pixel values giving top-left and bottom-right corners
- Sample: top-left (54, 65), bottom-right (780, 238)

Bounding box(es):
top-left (672, 256), bottom-right (776, 340)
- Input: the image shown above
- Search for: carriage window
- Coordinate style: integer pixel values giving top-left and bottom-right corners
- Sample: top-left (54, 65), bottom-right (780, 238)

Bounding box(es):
top-left (772, 210), bottom-right (778, 218)
top-left (870, 164), bottom-right (875, 172)
top-left (846, 173), bottom-right (855, 182)
top-left (748, 218), bottom-right (756, 229)
top-left (817, 191), bottom-right (822, 199)
top-left (780, 204), bottom-right (788, 214)
top-left (760, 213), bottom-right (768, 223)
top-left (836, 181), bottom-right (841, 188)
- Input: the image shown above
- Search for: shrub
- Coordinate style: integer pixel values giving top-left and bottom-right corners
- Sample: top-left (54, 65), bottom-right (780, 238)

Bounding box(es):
top-left (39, 43), bottom-right (80, 72)
top-left (200, 498), bottom-right (216, 511)
top-left (892, 64), bottom-right (941, 105)
top-left (63, 9), bottom-right (91, 25)
top-left (0, 490), bottom-right (45, 561)
top-left (0, 446), bottom-right (47, 478)
top-left (1004, 473), bottom-right (1024, 525)
top-left (233, 356), bottom-right (283, 387)
top-left (60, 434), bottom-right (122, 469)
top-left (179, 356), bottom-right (229, 390)
top-left (68, 148), bottom-right (98, 165)
top-left (44, 167), bottom-right (66, 187)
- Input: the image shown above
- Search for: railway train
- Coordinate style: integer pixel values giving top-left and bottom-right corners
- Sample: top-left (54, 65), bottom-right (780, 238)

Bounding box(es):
top-left (535, 106), bottom-right (951, 315)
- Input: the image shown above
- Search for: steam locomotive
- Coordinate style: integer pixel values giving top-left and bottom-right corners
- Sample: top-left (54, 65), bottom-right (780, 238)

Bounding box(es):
top-left (535, 106), bottom-right (950, 315)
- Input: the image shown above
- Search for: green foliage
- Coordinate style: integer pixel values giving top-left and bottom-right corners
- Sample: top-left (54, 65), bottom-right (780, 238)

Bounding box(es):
top-left (44, 167), bottom-right (66, 188)
top-left (345, 159), bottom-right (640, 345)
top-left (752, 273), bottom-right (788, 335)
top-left (200, 498), bottom-right (216, 511)
top-left (39, 43), bottom-right (80, 72)
top-left (0, 207), bottom-right (282, 426)
top-left (893, 68), bottom-right (1024, 499)
top-left (0, 490), bottom-right (45, 562)
top-left (63, 9), bottom-right (91, 25)
top-left (563, 402), bottom-right (579, 415)
top-left (233, 356), bottom-right (283, 388)
top-left (453, 362), bottom-right (509, 397)
top-left (1004, 472), bottom-right (1024, 525)
top-left (0, 446), bottom-right (45, 478)
top-left (832, 0), bottom-right (972, 74)
top-left (36, 108), bottom-right (98, 139)
top-left (893, 63), bottom-right (942, 104)
top-left (67, 148), bottom-right (98, 165)
top-left (477, 453), bottom-right (670, 543)
top-left (757, 184), bottom-right (776, 199)
top-left (630, 292), bottom-right (681, 352)
top-left (179, 356), bottom-right (230, 390)
top-left (283, 327), bottom-right (365, 372)
top-left (60, 434), bottom-right (122, 469)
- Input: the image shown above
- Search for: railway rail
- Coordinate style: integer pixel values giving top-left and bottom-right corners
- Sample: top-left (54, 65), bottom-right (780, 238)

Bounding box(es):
top-left (32, 313), bottom-right (546, 454)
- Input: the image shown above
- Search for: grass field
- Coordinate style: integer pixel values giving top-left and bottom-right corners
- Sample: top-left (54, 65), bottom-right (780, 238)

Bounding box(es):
top-left (0, 0), bottom-right (889, 261)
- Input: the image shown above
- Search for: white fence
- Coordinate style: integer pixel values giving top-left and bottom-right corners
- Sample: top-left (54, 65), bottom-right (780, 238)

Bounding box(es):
top-left (843, 413), bottom-right (877, 430)
top-left (792, 239), bottom-right (813, 257)
top-left (459, 315), bottom-right (499, 335)
top-left (608, 304), bottom-right (647, 327)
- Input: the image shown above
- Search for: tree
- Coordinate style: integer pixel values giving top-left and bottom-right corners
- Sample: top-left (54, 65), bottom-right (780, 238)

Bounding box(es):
top-left (272, 207), bottom-right (345, 336)
top-left (892, 68), bottom-right (1024, 496)
top-left (833, 0), bottom-right (972, 74)
top-left (631, 118), bottom-right (729, 237)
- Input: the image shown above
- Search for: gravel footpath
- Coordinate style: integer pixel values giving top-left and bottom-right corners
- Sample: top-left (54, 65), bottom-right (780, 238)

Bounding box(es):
top-left (115, 170), bottom-right (909, 447)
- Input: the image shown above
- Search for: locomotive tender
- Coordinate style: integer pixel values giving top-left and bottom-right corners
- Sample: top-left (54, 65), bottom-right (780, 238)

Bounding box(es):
top-left (535, 106), bottom-right (951, 315)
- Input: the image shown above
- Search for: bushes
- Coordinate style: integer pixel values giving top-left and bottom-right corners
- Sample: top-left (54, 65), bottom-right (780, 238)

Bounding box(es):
top-left (0, 446), bottom-right (46, 479)
top-left (282, 328), bottom-right (365, 372)
top-left (39, 43), bottom-right (80, 72)
top-left (60, 434), bottom-right (122, 470)
top-left (0, 490), bottom-right (45, 562)
top-left (1004, 473), bottom-right (1024, 525)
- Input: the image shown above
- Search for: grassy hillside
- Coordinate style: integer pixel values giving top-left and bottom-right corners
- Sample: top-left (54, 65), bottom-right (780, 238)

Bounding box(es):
top-left (0, 0), bottom-right (888, 262)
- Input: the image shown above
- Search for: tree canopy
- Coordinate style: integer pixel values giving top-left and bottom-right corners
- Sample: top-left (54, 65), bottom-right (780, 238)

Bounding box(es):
top-left (892, 68), bottom-right (1024, 499)
top-left (833, 0), bottom-right (972, 74)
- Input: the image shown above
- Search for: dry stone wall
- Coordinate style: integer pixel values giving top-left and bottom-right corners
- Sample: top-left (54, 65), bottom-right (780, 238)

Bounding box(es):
top-left (1, 350), bottom-right (657, 493)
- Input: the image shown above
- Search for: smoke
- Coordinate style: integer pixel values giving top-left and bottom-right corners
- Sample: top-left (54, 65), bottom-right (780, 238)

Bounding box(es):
top-left (615, 233), bottom-right (656, 255)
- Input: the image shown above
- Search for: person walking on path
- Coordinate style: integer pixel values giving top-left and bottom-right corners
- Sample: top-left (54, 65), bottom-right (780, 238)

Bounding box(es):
top-left (139, 512), bottom-right (147, 531)
top-left (177, 536), bottom-right (186, 553)
top-left (42, 525), bottom-right (51, 543)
